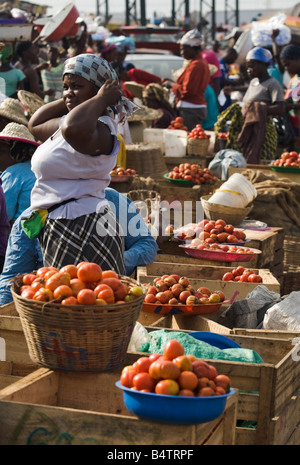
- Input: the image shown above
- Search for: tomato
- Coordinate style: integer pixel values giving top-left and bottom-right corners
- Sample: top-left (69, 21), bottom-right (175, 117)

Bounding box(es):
top-left (101, 270), bottom-right (119, 279)
top-left (60, 264), bottom-right (78, 279)
top-left (77, 289), bottom-right (97, 305)
top-left (61, 296), bottom-right (78, 305)
top-left (120, 369), bottom-right (136, 388)
top-left (178, 371), bottom-right (198, 390)
top-left (77, 263), bottom-right (102, 283)
top-left (222, 272), bottom-right (234, 281)
top-left (163, 340), bottom-right (184, 360)
top-left (45, 272), bottom-right (71, 292)
top-left (96, 286), bottom-right (115, 304)
top-left (133, 372), bottom-right (156, 391)
top-left (155, 379), bottom-right (180, 395)
top-left (22, 273), bottom-right (37, 286)
top-left (134, 357), bottom-right (152, 373)
top-left (70, 278), bottom-right (86, 297)
top-left (53, 285), bottom-right (73, 300)
top-left (33, 288), bottom-right (53, 302)
top-left (248, 274), bottom-right (262, 283)
top-left (20, 287), bottom-right (35, 299)
top-left (31, 277), bottom-right (46, 292)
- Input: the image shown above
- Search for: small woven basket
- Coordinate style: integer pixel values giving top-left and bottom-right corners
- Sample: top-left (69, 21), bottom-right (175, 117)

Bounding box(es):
top-left (17, 90), bottom-right (45, 117)
top-left (201, 195), bottom-right (253, 226)
top-left (187, 138), bottom-right (210, 157)
top-left (11, 275), bottom-right (145, 373)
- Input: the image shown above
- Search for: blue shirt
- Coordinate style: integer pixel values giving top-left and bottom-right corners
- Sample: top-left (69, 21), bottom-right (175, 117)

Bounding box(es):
top-left (1, 160), bottom-right (36, 222)
top-left (203, 85), bottom-right (219, 130)
top-left (0, 188), bottom-right (158, 305)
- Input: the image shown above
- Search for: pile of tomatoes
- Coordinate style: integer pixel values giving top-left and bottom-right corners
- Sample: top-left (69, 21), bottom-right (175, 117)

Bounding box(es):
top-left (167, 116), bottom-right (188, 131)
top-left (120, 339), bottom-right (231, 397)
top-left (19, 263), bottom-right (144, 307)
top-left (188, 124), bottom-right (211, 140)
top-left (177, 219), bottom-right (247, 244)
top-left (167, 164), bottom-right (218, 184)
top-left (222, 266), bottom-right (262, 283)
top-left (145, 274), bottom-right (225, 306)
top-left (218, 132), bottom-right (228, 140)
top-left (270, 151), bottom-right (300, 168)
top-left (110, 165), bottom-right (137, 177)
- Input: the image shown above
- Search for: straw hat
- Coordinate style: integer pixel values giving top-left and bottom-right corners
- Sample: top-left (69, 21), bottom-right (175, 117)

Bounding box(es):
top-left (0, 122), bottom-right (40, 146)
top-left (17, 90), bottom-right (45, 117)
top-left (0, 97), bottom-right (29, 126)
top-left (124, 81), bottom-right (145, 100)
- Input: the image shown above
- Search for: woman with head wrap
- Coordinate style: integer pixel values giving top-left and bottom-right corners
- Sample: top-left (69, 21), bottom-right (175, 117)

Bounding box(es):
top-left (27, 53), bottom-right (138, 273)
top-left (142, 83), bottom-right (176, 128)
top-left (163, 28), bottom-right (210, 131)
top-left (0, 42), bottom-right (26, 98)
top-left (215, 46), bottom-right (285, 163)
top-left (0, 123), bottom-right (39, 222)
top-left (280, 44), bottom-right (300, 151)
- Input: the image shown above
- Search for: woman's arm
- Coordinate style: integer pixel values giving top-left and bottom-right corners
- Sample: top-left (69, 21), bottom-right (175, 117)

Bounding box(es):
top-left (61, 79), bottom-right (122, 155)
top-left (28, 98), bottom-right (68, 142)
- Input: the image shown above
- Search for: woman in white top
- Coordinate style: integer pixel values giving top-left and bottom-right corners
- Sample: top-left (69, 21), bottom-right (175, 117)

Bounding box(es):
top-left (28, 54), bottom-right (137, 273)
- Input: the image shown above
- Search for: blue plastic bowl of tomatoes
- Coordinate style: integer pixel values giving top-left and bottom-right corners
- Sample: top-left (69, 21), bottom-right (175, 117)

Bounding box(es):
top-left (115, 381), bottom-right (235, 424)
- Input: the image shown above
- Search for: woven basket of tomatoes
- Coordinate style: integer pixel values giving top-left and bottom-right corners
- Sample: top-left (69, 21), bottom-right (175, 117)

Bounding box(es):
top-left (11, 263), bottom-right (145, 373)
top-left (187, 124), bottom-right (211, 157)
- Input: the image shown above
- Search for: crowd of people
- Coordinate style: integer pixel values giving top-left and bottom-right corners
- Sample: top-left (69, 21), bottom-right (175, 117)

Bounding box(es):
top-left (0, 22), bottom-right (300, 304)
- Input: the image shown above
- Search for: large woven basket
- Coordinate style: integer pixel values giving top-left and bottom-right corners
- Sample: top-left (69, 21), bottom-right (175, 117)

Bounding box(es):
top-left (11, 275), bottom-right (145, 373)
top-left (17, 90), bottom-right (45, 117)
top-left (201, 195), bottom-right (253, 227)
top-left (187, 138), bottom-right (210, 157)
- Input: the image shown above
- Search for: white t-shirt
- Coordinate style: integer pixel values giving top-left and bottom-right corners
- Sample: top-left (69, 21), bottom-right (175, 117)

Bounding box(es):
top-left (30, 115), bottom-right (120, 220)
top-left (243, 77), bottom-right (284, 106)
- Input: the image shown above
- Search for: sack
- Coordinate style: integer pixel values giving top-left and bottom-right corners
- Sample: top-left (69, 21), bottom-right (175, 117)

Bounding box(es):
top-left (273, 114), bottom-right (295, 148)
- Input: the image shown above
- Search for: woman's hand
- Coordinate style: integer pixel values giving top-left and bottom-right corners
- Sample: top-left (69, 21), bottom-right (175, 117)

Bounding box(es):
top-left (97, 79), bottom-right (122, 107)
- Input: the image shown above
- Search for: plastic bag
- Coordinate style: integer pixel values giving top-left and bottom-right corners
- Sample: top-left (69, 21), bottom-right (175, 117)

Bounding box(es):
top-left (127, 322), bottom-right (150, 352)
top-left (263, 291), bottom-right (300, 331)
top-left (251, 14), bottom-right (291, 47)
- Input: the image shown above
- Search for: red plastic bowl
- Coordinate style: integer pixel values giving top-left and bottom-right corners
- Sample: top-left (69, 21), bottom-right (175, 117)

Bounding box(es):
top-left (179, 245), bottom-right (261, 262)
top-left (40, 2), bottom-right (79, 42)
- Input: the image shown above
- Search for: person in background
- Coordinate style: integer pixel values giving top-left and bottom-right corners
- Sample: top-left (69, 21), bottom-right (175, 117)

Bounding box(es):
top-left (202, 45), bottom-right (222, 97)
top-left (0, 42), bottom-right (25, 98)
top-left (0, 123), bottom-right (40, 222)
top-left (217, 46), bottom-right (285, 163)
top-left (267, 29), bottom-right (285, 86)
top-left (164, 28), bottom-right (210, 131)
top-left (14, 41), bottom-right (54, 100)
top-left (40, 43), bottom-right (64, 103)
top-left (142, 83), bottom-right (177, 128)
top-left (100, 43), bottom-right (118, 63)
top-left (0, 179), bottom-right (9, 273)
top-left (27, 53), bottom-right (138, 273)
top-left (218, 47), bottom-right (239, 111)
top-left (280, 44), bottom-right (300, 151)
top-left (202, 84), bottom-right (219, 131)
top-left (0, 188), bottom-right (158, 305)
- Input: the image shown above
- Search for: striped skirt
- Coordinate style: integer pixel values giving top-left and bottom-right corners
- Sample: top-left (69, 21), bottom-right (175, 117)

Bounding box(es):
top-left (38, 207), bottom-right (125, 275)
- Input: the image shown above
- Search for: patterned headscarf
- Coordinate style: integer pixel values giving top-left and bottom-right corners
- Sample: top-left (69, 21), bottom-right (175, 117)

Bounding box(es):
top-left (246, 47), bottom-right (273, 64)
top-left (142, 83), bottom-right (170, 107)
top-left (63, 53), bottom-right (139, 122)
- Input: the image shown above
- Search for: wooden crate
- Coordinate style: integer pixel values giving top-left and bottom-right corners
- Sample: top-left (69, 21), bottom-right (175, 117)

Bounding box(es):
top-left (137, 262), bottom-right (280, 305)
top-left (284, 235), bottom-right (300, 267)
top-left (0, 303), bottom-right (33, 366)
top-left (0, 355), bottom-right (238, 446)
top-left (0, 361), bottom-right (36, 390)
top-left (148, 314), bottom-right (231, 334)
top-left (144, 323), bottom-right (300, 445)
top-left (245, 228), bottom-right (282, 269)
